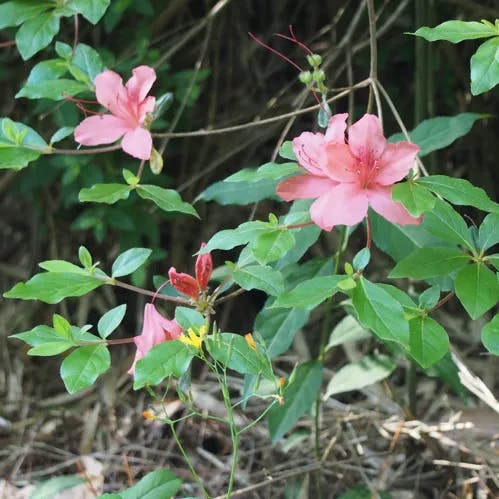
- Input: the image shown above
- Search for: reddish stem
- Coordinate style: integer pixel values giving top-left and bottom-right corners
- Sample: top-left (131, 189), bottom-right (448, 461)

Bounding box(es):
top-left (365, 215), bottom-right (372, 250)
top-left (285, 221), bottom-right (316, 230)
top-left (248, 31), bottom-right (304, 72)
top-left (429, 291), bottom-right (455, 313)
top-left (0, 40), bottom-right (16, 48)
top-left (274, 25), bottom-right (313, 55)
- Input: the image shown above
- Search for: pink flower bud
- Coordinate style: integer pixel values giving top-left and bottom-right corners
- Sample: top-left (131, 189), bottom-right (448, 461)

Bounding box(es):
top-left (168, 267), bottom-right (199, 299)
top-left (128, 303), bottom-right (182, 375)
top-left (195, 243), bottom-right (213, 291)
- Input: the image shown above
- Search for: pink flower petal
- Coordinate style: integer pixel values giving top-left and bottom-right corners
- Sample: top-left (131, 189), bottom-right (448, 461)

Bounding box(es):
top-left (375, 142), bottom-right (419, 185)
top-left (126, 65), bottom-right (156, 102)
top-left (324, 113), bottom-right (348, 143)
top-left (292, 132), bottom-right (328, 176)
top-left (310, 183), bottom-right (369, 231)
top-left (367, 186), bottom-right (423, 225)
top-left (348, 114), bottom-right (386, 163)
top-left (94, 69), bottom-right (128, 117)
top-left (128, 304), bottom-right (182, 375)
top-left (121, 127), bottom-right (152, 159)
top-left (138, 96), bottom-right (156, 118)
top-left (276, 174), bottom-right (337, 201)
top-left (74, 114), bottom-right (130, 146)
top-left (322, 143), bottom-right (358, 182)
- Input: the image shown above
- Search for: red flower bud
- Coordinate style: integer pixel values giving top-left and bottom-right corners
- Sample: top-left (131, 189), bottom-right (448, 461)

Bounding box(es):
top-left (168, 267), bottom-right (199, 299)
top-left (195, 243), bottom-right (213, 291)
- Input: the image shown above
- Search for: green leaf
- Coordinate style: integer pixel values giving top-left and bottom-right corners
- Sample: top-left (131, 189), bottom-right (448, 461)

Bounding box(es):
top-left (272, 275), bottom-right (343, 310)
top-left (97, 304), bottom-right (127, 339)
top-left (323, 354), bottom-right (395, 398)
top-left (417, 175), bottom-right (499, 212)
top-left (16, 12), bottom-right (60, 60)
top-left (50, 126), bottom-right (74, 144)
top-left (119, 469), bottom-right (182, 499)
top-left (174, 307), bottom-right (205, 330)
top-left (133, 340), bottom-right (194, 389)
top-left (478, 213), bottom-right (499, 251)
top-left (352, 248), bottom-right (371, 271)
top-left (0, 1), bottom-right (53, 29)
top-left (60, 345), bottom-right (110, 394)
top-left (10, 325), bottom-right (63, 346)
top-left (252, 229), bottom-right (295, 265)
top-left (482, 315), bottom-right (499, 354)
top-left (38, 260), bottom-right (86, 274)
top-left (392, 181), bottom-right (435, 216)
top-left (418, 286), bottom-right (441, 309)
top-left (455, 263), bottom-right (499, 319)
top-left (279, 141), bottom-right (296, 160)
top-left (79, 246), bottom-right (92, 268)
top-left (79, 183), bottom-right (132, 204)
top-left (136, 184), bottom-right (199, 217)
top-left (0, 117), bottom-right (48, 170)
top-left (16, 79), bottom-right (89, 100)
top-left (112, 248), bottom-right (152, 278)
top-left (413, 21), bottom-right (498, 43)
top-left (225, 162), bottom-right (300, 182)
top-left (370, 211), bottom-right (446, 262)
top-left (67, 0), bottom-right (111, 24)
top-left (326, 315), bottom-right (371, 349)
top-left (30, 476), bottom-right (86, 499)
top-left (27, 342), bottom-right (74, 356)
top-left (202, 221), bottom-right (270, 253)
top-left (198, 178), bottom-right (279, 205)
top-left (53, 314), bottom-right (72, 338)
top-left (4, 272), bottom-right (103, 304)
top-left (232, 265), bottom-right (284, 296)
top-left (389, 247), bottom-right (471, 279)
top-left (55, 41), bottom-right (72, 59)
top-left (72, 43), bottom-right (106, 82)
top-left (267, 361), bottom-right (322, 442)
top-left (207, 333), bottom-right (273, 379)
top-left (471, 37), bottom-right (499, 95)
top-left (352, 278), bottom-right (410, 347)
top-left (486, 254), bottom-right (499, 271)
top-left (409, 316), bottom-right (449, 368)
top-left (422, 199), bottom-right (475, 250)
top-left (255, 305), bottom-right (310, 358)
top-left (21, 58), bottom-right (67, 82)
top-left (389, 114), bottom-right (484, 158)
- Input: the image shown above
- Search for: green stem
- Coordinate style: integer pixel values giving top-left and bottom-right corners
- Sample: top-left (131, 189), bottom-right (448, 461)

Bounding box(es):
top-left (168, 420), bottom-right (211, 498)
top-left (239, 399), bottom-right (278, 434)
top-left (407, 361), bottom-right (417, 417)
top-left (220, 372), bottom-right (239, 498)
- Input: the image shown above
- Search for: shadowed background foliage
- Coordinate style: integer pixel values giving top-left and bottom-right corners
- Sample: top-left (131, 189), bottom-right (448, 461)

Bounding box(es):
top-left (0, 0), bottom-right (498, 496)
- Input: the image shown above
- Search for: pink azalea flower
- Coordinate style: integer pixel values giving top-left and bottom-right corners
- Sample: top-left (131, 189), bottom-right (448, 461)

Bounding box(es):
top-left (128, 303), bottom-right (182, 375)
top-left (277, 113), bottom-right (422, 231)
top-left (74, 65), bottom-right (156, 160)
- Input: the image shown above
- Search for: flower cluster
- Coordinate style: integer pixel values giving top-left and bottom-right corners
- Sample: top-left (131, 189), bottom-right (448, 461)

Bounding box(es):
top-left (74, 65), bottom-right (156, 160)
top-left (277, 113), bottom-right (422, 231)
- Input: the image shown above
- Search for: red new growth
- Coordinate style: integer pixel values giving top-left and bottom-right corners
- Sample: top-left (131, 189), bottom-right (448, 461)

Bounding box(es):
top-left (195, 242), bottom-right (213, 291)
top-left (169, 243), bottom-right (213, 300)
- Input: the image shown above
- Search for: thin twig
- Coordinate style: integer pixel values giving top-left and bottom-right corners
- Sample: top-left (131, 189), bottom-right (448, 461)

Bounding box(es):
top-left (375, 80), bottom-right (429, 176)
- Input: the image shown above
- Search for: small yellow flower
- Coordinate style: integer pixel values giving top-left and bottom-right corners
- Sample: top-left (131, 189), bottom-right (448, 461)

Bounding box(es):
top-left (179, 325), bottom-right (208, 350)
top-left (142, 410), bottom-right (157, 420)
top-left (244, 333), bottom-right (257, 351)
top-left (279, 377), bottom-right (286, 389)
